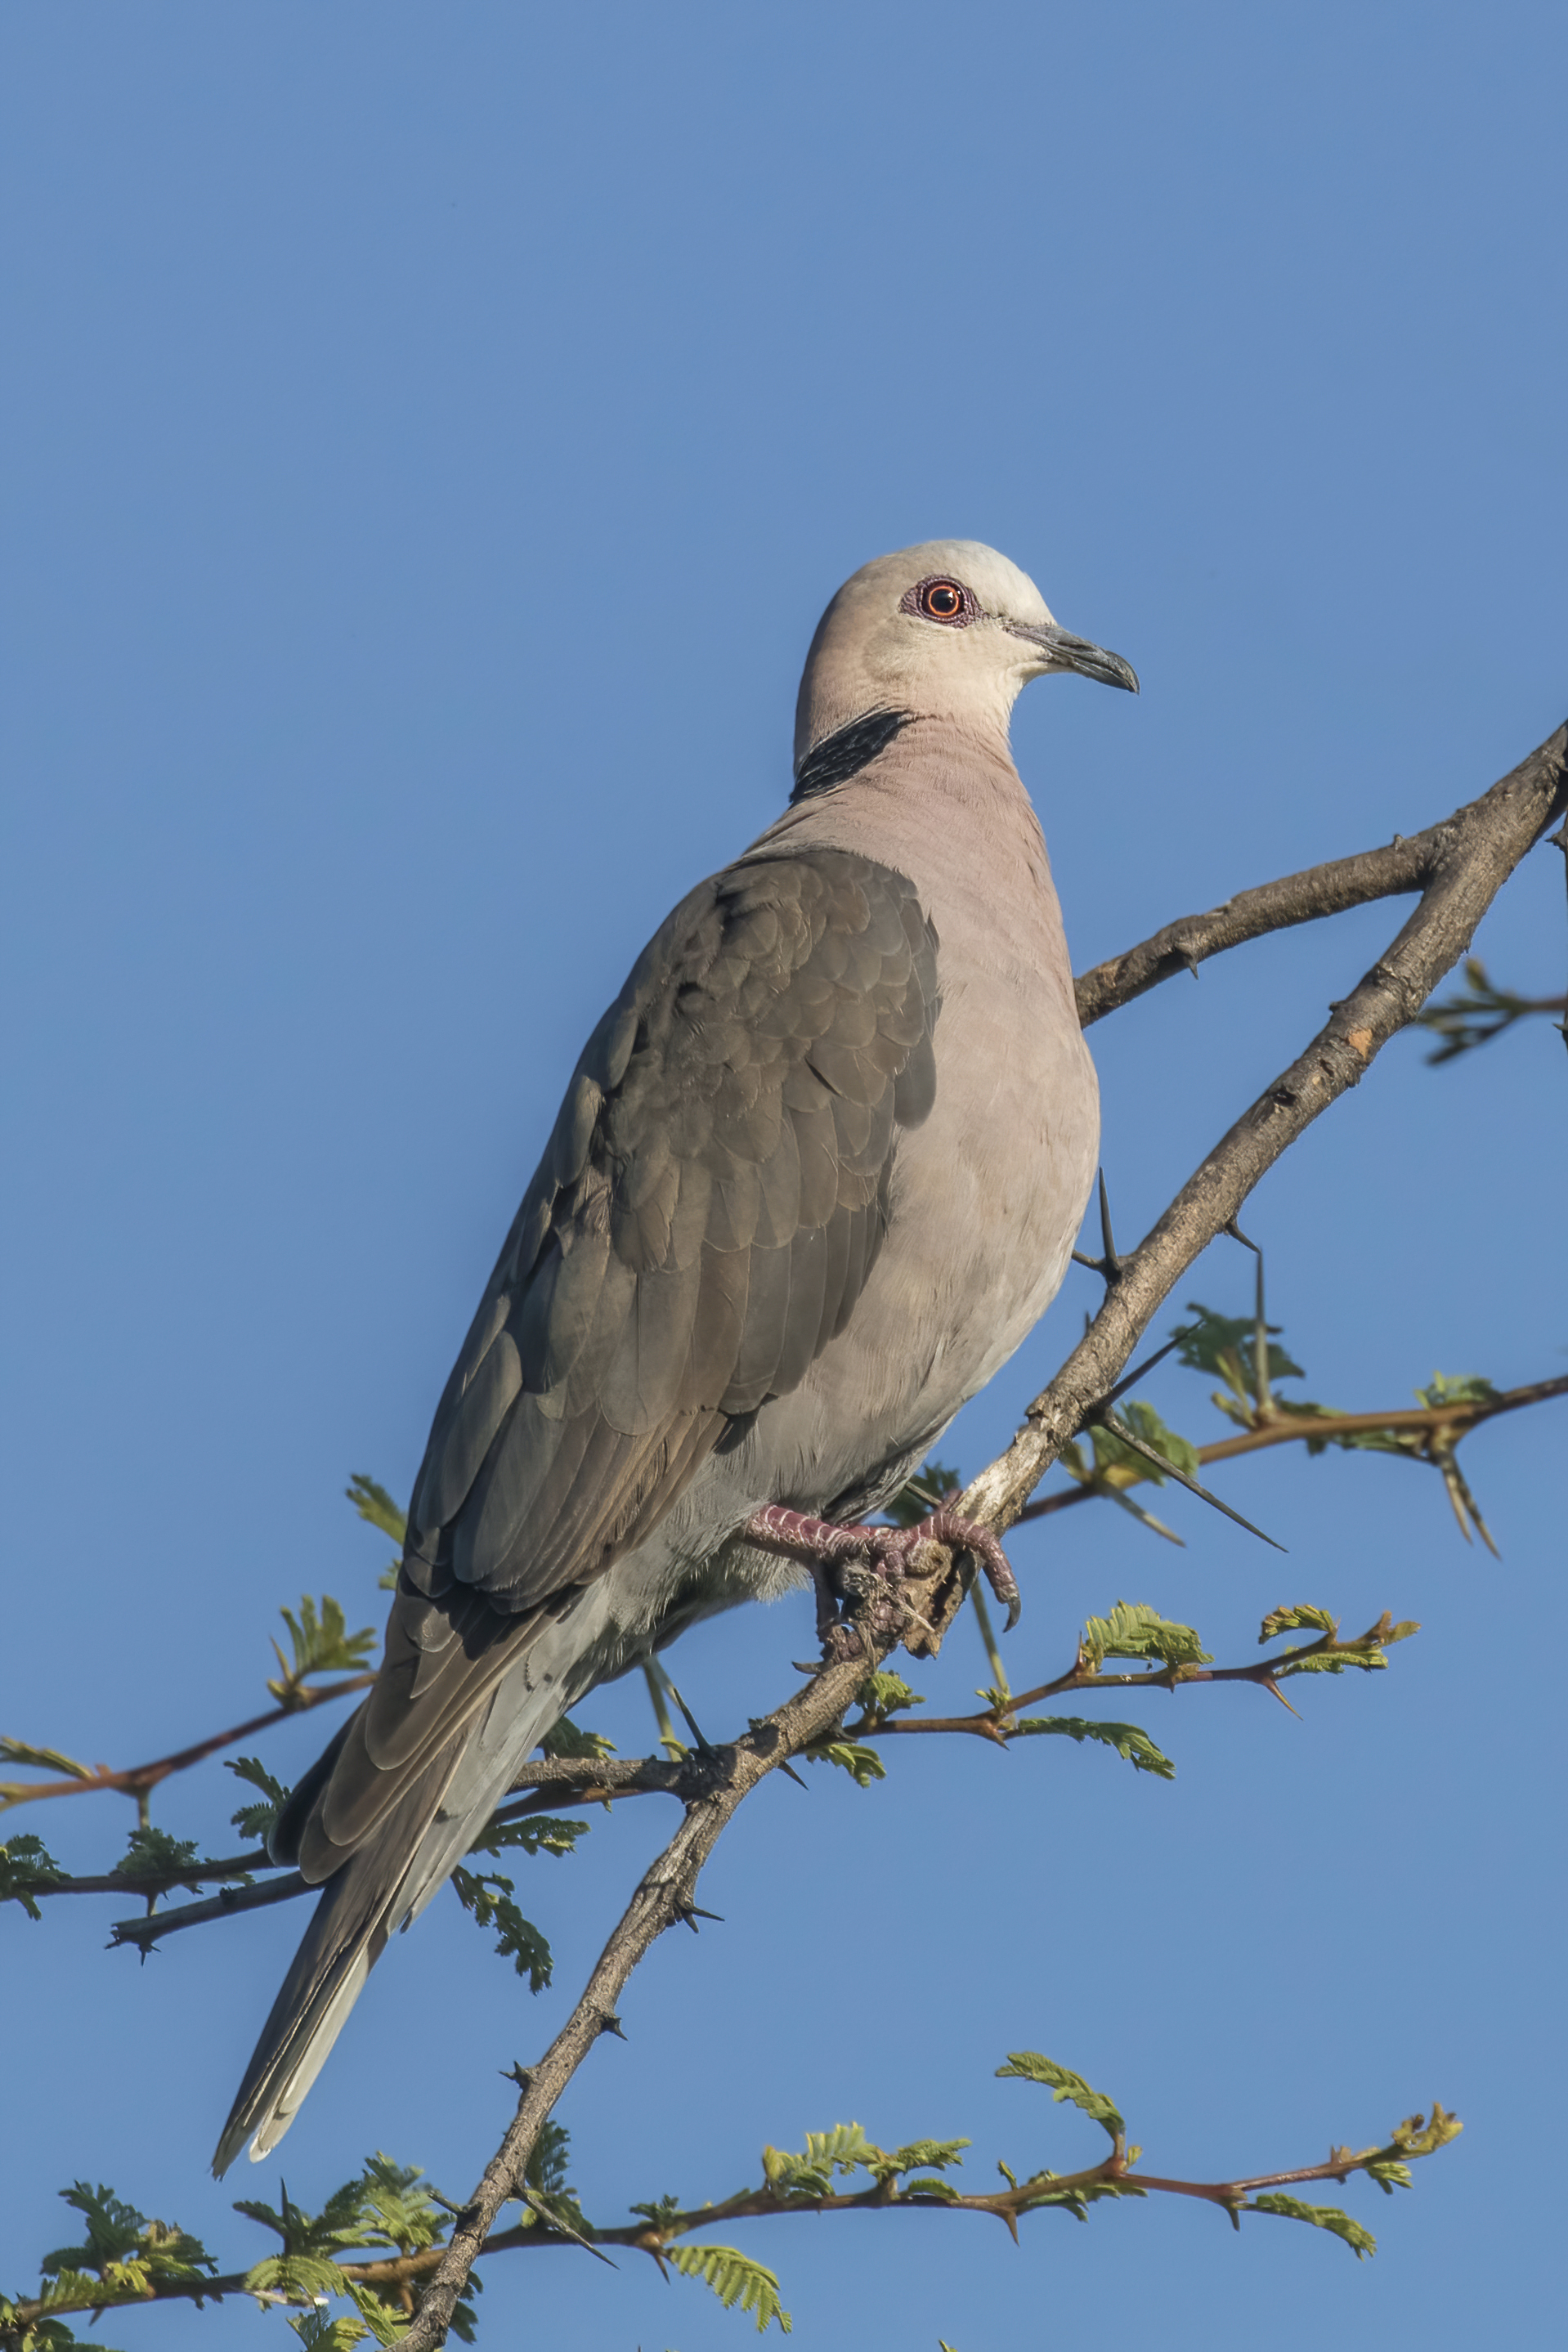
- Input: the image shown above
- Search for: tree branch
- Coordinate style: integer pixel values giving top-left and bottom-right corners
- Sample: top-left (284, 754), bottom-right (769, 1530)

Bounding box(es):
top-left (1018, 1371), bottom-right (1568, 1524)
top-left (6, 2099), bottom-right (1459, 2329)
top-left (951, 722), bottom-right (1568, 1636)
top-left (0, 1675), bottom-right (375, 1814)
top-left (396, 725), bottom-right (1565, 2345)
top-left (1073, 728), bottom-right (1564, 1023)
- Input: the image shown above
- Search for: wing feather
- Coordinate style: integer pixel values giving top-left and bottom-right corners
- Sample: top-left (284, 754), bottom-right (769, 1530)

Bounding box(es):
top-left (307, 847), bottom-right (941, 1870)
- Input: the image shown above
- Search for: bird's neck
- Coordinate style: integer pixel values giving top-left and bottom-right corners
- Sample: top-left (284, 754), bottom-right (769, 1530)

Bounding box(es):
top-left (754, 715), bottom-right (1070, 1000)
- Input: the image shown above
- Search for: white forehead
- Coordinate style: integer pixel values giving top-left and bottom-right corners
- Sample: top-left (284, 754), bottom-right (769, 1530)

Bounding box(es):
top-left (837, 539), bottom-right (1054, 625)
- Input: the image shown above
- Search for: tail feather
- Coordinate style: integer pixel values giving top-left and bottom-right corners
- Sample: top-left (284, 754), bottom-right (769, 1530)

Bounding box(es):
top-left (213, 1738), bottom-right (463, 2175)
top-left (214, 1628), bottom-right (588, 2175)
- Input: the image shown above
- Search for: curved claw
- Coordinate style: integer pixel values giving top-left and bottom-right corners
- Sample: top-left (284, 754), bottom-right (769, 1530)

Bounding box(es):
top-left (921, 1509), bottom-right (1022, 1631)
top-left (743, 1500), bottom-right (1021, 1636)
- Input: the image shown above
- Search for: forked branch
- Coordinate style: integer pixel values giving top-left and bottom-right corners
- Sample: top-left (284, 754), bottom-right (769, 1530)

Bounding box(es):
top-left (398, 726), bottom-right (1566, 2345)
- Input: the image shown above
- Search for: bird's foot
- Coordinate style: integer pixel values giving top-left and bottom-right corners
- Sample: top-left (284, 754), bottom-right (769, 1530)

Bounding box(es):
top-left (745, 1502), bottom-right (1020, 1662)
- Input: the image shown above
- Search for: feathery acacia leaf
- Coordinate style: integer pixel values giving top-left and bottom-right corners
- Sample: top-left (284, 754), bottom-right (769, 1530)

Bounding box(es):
top-left (1080, 1602), bottom-right (1210, 1672)
top-left (284, 2310), bottom-right (372, 2350)
top-left (346, 1475), bottom-right (407, 1545)
top-left (537, 1715), bottom-right (616, 1761)
top-left (448, 1866), bottom-right (554, 1991)
top-left (804, 1740), bottom-right (886, 1786)
top-left (467, 1812), bottom-right (585, 1861)
top-left (226, 1754), bottom-right (291, 1844)
top-left (1249, 2193), bottom-right (1377, 2256)
top-left (996, 2053), bottom-right (1125, 2140)
top-left (268, 1596), bottom-right (377, 1705)
top-left (347, 1474), bottom-right (407, 1594)
top-left (1176, 1302), bottom-right (1305, 1417)
top-left (854, 1669), bottom-right (925, 1720)
top-left (1258, 1603), bottom-right (1338, 1643)
top-left (1088, 1401), bottom-right (1200, 1485)
top-left (1009, 1716), bottom-right (1175, 1779)
top-left (0, 1833), bottom-right (68, 1917)
top-left (669, 2244), bottom-right (791, 2335)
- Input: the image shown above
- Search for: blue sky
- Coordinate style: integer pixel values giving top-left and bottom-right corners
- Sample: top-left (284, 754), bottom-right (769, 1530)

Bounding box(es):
top-left (2, 6), bottom-right (1565, 2346)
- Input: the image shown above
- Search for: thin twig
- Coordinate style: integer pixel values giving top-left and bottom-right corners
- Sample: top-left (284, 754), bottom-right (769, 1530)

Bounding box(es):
top-left (950, 723), bottom-right (1568, 1639)
top-left (0, 1675), bottom-right (375, 1812)
top-left (1018, 1371), bottom-right (1568, 1522)
top-left (109, 1872), bottom-right (307, 1950)
top-left (5, 2111), bottom-right (1452, 2331)
top-left (396, 725), bottom-right (1566, 2346)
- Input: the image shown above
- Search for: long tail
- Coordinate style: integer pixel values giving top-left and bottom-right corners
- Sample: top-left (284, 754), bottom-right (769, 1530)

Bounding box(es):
top-left (213, 1737), bottom-right (464, 2174)
top-left (213, 1652), bottom-right (571, 2175)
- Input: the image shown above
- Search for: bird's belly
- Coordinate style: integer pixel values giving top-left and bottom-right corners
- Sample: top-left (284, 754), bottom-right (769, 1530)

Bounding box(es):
top-left (804, 960), bottom-right (1098, 1481)
top-left (643, 955), bottom-right (1098, 1610)
top-left (587, 914), bottom-right (1098, 1664)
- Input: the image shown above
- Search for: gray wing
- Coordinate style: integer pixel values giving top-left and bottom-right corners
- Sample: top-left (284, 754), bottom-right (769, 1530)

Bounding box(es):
top-left (286, 847), bottom-right (938, 1878)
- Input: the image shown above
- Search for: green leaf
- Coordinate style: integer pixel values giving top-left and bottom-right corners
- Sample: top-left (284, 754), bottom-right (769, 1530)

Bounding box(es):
top-left (268, 1595), bottom-right (378, 1705)
top-left (996, 2053), bottom-right (1125, 2140)
top-left (1088, 1401), bottom-right (1201, 1486)
top-left (512, 2121), bottom-right (591, 2241)
top-left (286, 2311), bottom-right (370, 2350)
top-left (0, 2299), bottom-right (130, 2350)
top-left (853, 1670), bottom-right (925, 1720)
top-left (39, 2186), bottom-right (215, 2291)
top-left (1415, 1369), bottom-right (1500, 1409)
top-left (762, 2123), bottom-right (880, 2196)
top-left (865, 2138), bottom-right (970, 2183)
top-left (226, 1754), bottom-right (292, 1844)
top-left (467, 1812), bottom-right (586, 1861)
top-left (1363, 2159), bottom-right (1414, 2194)
top-left (347, 1475), bottom-right (407, 1593)
top-left (35, 2269), bottom-right (146, 2314)
top-left (1010, 1716), bottom-right (1176, 1779)
top-left (348, 2155), bottom-right (448, 2255)
top-left (1389, 2101), bottom-right (1463, 2157)
top-left (244, 2253), bottom-right (354, 2301)
top-left (1270, 1611), bottom-right (1419, 1678)
top-left (1080, 1601), bottom-right (1211, 1671)
top-left (804, 1740), bottom-right (886, 1787)
top-left (117, 1827), bottom-right (206, 1901)
top-left (1249, 2193), bottom-right (1377, 2257)
top-left (1415, 957), bottom-right (1560, 1061)
top-left (344, 2281), bottom-right (418, 2344)
top-left (629, 2191), bottom-right (686, 2232)
top-left (0, 1738), bottom-right (96, 1781)
top-left (537, 1715), bottom-right (616, 1761)
top-left (1176, 1303), bottom-right (1305, 1399)
top-left (0, 1832), bottom-right (68, 1917)
top-left (669, 2245), bottom-right (791, 2335)
top-left (346, 1474), bottom-right (407, 1545)
top-left (448, 1866), bottom-right (554, 1991)
top-left (1258, 1602), bottom-right (1338, 1643)
top-left (233, 2170), bottom-right (383, 2258)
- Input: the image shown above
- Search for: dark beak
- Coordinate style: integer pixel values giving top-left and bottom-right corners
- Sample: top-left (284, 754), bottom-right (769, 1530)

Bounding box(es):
top-left (1007, 619), bottom-right (1140, 694)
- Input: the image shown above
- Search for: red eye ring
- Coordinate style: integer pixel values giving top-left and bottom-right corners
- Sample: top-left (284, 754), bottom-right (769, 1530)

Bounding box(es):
top-left (902, 575), bottom-right (974, 625)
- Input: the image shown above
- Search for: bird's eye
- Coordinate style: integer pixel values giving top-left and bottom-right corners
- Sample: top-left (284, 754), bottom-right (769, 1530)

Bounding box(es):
top-left (919, 580), bottom-right (965, 620)
top-left (899, 574), bottom-right (976, 625)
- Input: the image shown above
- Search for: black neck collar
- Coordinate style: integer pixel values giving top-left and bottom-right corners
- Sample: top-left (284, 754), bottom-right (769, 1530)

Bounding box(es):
top-left (791, 707), bottom-right (915, 804)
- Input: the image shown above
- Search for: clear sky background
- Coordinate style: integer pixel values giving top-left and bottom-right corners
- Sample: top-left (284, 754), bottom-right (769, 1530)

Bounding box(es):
top-left (3, 7), bottom-right (1565, 2347)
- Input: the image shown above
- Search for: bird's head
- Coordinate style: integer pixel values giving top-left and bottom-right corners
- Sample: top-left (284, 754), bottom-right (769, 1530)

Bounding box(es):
top-left (793, 539), bottom-right (1137, 776)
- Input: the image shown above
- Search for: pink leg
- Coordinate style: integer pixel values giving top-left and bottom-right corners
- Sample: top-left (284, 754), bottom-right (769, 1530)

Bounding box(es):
top-left (744, 1501), bottom-right (1021, 1651)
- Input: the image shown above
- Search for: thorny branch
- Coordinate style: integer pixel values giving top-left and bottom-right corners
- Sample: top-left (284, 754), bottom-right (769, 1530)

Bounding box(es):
top-left (14, 1603), bottom-right (1390, 1933)
top-left (3, 2096), bottom-right (1461, 2332)
top-left (1019, 1371), bottom-right (1568, 1531)
top-left (0, 1676), bottom-right (375, 1816)
top-left (5, 724), bottom-right (1559, 2346)
top-left (395, 728), bottom-right (1566, 2345)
